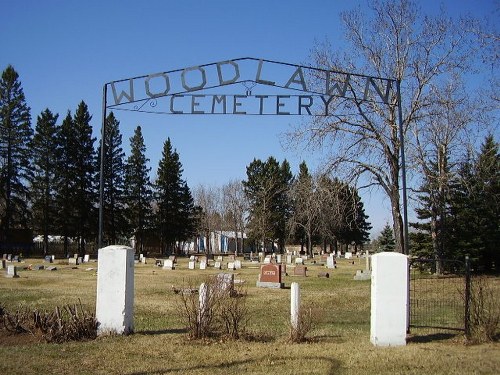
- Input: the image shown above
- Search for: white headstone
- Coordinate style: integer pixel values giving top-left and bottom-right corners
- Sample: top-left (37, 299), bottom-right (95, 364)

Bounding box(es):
top-left (286, 255), bottom-right (293, 264)
top-left (227, 262), bottom-right (235, 270)
top-left (199, 261), bottom-right (207, 270)
top-left (188, 261), bottom-right (195, 270)
top-left (6, 265), bottom-right (19, 278)
top-left (234, 260), bottom-right (242, 269)
top-left (96, 245), bottom-right (134, 335)
top-left (163, 259), bottom-right (174, 270)
top-left (370, 252), bottom-right (408, 346)
top-left (214, 261), bottom-right (221, 270)
top-left (291, 282), bottom-right (300, 330)
top-left (216, 273), bottom-right (234, 291)
top-left (345, 252), bottom-right (352, 259)
top-left (198, 282), bottom-right (209, 326)
top-left (295, 257), bottom-right (304, 265)
top-left (326, 255), bottom-right (336, 269)
top-left (68, 257), bottom-right (78, 265)
top-left (276, 254), bottom-right (282, 264)
top-left (264, 257), bottom-right (271, 264)
top-left (83, 254), bottom-right (90, 263)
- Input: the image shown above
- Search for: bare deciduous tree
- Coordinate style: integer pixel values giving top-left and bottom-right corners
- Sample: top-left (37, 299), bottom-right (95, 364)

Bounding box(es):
top-left (290, 0), bottom-right (479, 252)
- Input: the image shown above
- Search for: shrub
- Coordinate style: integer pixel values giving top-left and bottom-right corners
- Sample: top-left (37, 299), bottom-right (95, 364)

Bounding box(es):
top-left (468, 276), bottom-right (500, 343)
top-left (0, 301), bottom-right (97, 343)
top-left (288, 303), bottom-right (317, 343)
top-left (174, 276), bottom-right (248, 340)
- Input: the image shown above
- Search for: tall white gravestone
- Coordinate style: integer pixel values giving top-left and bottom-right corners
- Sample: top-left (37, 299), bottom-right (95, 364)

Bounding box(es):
top-left (291, 282), bottom-right (300, 330)
top-left (96, 245), bottom-right (135, 335)
top-left (370, 252), bottom-right (408, 346)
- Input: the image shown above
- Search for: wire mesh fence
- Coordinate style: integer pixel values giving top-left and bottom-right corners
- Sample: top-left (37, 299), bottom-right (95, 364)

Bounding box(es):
top-left (408, 257), bottom-right (470, 336)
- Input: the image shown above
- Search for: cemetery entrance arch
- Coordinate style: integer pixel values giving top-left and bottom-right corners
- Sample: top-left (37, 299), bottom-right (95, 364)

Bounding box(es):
top-left (98, 57), bottom-right (408, 253)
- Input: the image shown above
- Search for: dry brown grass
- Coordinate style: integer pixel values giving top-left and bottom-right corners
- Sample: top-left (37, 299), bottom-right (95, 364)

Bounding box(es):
top-left (0, 256), bottom-right (499, 374)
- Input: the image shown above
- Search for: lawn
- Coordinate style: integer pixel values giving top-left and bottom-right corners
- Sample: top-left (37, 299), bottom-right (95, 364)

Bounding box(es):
top-left (1, 255), bottom-right (499, 375)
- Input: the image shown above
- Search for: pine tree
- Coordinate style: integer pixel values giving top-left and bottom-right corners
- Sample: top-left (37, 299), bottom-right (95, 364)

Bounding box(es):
top-left (412, 145), bottom-right (452, 272)
top-left (69, 102), bottom-right (97, 253)
top-left (244, 157), bottom-right (286, 252)
top-left (344, 188), bottom-right (372, 247)
top-left (475, 135), bottom-right (499, 271)
top-left (275, 159), bottom-right (293, 252)
top-left (0, 65), bottom-right (33, 242)
top-left (55, 112), bottom-right (76, 256)
top-left (377, 224), bottom-right (396, 252)
top-left (289, 161), bottom-right (316, 255)
top-left (449, 135), bottom-right (500, 271)
top-left (124, 126), bottom-right (152, 253)
top-left (98, 112), bottom-right (126, 245)
top-left (31, 109), bottom-right (60, 255)
top-left (154, 137), bottom-right (195, 255)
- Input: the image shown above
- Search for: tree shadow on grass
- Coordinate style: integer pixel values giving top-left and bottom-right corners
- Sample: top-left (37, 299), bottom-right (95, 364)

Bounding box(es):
top-left (126, 355), bottom-right (342, 375)
top-left (407, 332), bottom-right (458, 343)
top-left (135, 328), bottom-right (188, 336)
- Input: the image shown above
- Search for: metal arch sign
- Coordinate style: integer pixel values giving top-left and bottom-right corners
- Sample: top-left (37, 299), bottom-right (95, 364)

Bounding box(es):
top-left (103, 57), bottom-right (399, 116)
top-left (98, 57), bottom-right (409, 255)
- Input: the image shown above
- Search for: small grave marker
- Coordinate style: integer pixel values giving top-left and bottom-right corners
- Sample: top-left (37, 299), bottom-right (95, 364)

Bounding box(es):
top-left (188, 261), bottom-right (195, 270)
top-left (293, 265), bottom-right (307, 277)
top-left (6, 265), bottom-right (19, 278)
top-left (199, 261), bottom-right (207, 270)
top-left (214, 261), bottom-right (222, 270)
top-left (163, 259), bottom-right (175, 270)
top-left (326, 256), bottom-right (336, 269)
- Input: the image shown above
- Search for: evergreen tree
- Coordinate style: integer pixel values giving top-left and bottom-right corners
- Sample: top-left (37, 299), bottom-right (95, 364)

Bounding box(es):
top-left (289, 161), bottom-right (315, 255)
top-left (343, 188), bottom-right (372, 247)
top-left (275, 159), bottom-right (293, 252)
top-left (377, 224), bottom-right (396, 252)
top-left (98, 112), bottom-right (126, 245)
top-left (475, 135), bottom-right (499, 271)
top-left (31, 109), bottom-right (60, 254)
top-left (448, 135), bottom-right (499, 271)
top-left (124, 126), bottom-right (152, 253)
top-left (243, 157), bottom-right (289, 252)
top-left (154, 137), bottom-right (195, 254)
top-left (70, 102), bottom-right (97, 253)
top-left (54, 112), bottom-right (76, 256)
top-left (0, 65), bottom-right (33, 241)
top-left (412, 144), bottom-right (452, 273)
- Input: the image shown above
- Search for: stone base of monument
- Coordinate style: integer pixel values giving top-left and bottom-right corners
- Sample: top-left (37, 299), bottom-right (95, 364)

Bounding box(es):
top-left (256, 281), bottom-right (284, 289)
top-left (354, 269), bottom-right (371, 280)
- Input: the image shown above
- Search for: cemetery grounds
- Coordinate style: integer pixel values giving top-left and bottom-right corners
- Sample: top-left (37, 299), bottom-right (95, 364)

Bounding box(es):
top-left (0, 256), bottom-right (499, 375)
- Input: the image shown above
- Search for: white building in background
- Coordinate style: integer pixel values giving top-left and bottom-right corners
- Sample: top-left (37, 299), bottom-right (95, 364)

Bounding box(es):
top-left (177, 231), bottom-right (247, 254)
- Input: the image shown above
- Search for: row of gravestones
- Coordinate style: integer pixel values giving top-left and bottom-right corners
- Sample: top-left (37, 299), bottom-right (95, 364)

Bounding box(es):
top-left (94, 246), bottom-right (407, 347)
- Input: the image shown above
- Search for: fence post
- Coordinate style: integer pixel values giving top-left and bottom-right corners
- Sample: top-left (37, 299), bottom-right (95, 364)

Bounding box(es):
top-left (464, 255), bottom-right (471, 339)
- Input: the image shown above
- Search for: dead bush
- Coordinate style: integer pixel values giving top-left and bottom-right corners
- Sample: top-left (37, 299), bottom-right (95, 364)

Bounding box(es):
top-left (288, 303), bottom-right (318, 343)
top-left (174, 276), bottom-right (248, 340)
top-left (0, 305), bottom-right (33, 334)
top-left (468, 276), bottom-right (500, 343)
top-left (0, 301), bottom-right (97, 343)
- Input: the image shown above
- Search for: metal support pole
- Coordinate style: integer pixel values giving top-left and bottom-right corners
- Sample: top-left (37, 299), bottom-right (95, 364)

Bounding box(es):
top-left (396, 80), bottom-right (409, 255)
top-left (98, 84), bottom-right (107, 250)
top-left (464, 255), bottom-right (471, 338)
